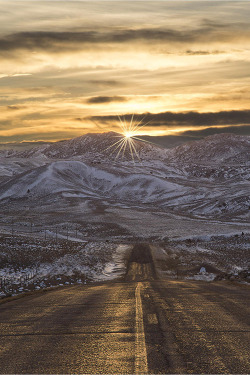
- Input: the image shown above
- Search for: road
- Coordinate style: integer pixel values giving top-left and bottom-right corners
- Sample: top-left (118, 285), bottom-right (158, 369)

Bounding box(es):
top-left (0, 244), bottom-right (249, 374)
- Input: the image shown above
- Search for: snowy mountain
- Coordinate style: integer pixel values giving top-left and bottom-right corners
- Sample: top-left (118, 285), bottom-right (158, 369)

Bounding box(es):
top-left (0, 160), bottom-right (186, 204)
top-left (0, 132), bottom-right (249, 221)
top-left (3, 132), bottom-right (169, 162)
top-left (167, 133), bottom-right (250, 165)
top-left (3, 132), bottom-right (250, 166)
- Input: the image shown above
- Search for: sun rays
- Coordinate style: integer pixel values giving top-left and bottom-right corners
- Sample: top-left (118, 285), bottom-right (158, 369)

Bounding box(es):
top-left (104, 114), bottom-right (155, 163)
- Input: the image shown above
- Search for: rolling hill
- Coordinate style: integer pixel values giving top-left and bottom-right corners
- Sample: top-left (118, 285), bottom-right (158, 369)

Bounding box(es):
top-left (0, 132), bottom-right (249, 220)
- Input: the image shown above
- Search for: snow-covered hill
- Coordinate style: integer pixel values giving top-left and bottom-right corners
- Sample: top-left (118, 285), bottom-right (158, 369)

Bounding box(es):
top-left (3, 132), bottom-right (250, 166)
top-left (0, 132), bottom-right (249, 221)
top-left (167, 133), bottom-right (250, 165)
top-left (3, 132), bottom-right (169, 162)
top-left (0, 160), bottom-right (186, 204)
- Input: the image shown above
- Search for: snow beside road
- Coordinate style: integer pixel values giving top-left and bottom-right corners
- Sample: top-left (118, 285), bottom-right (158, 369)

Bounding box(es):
top-left (0, 237), bottom-right (130, 297)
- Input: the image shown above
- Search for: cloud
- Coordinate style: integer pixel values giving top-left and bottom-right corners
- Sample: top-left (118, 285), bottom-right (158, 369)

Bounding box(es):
top-left (89, 110), bottom-right (250, 127)
top-left (185, 50), bottom-right (225, 55)
top-left (7, 105), bottom-right (23, 110)
top-left (140, 124), bottom-right (250, 148)
top-left (0, 86), bottom-right (67, 105)
top-left (86, 96), bottom-right (128, 104)
top-left (181, 124), bottom-right (250, 137)
top-left (0, 21), bottom-right (249, 56)
top-left (87, 80), bottom-right (121, 87)
top-left (0, 131), bottom-right (73, 143)
top-left (0, 3), bottom-right (249, 144)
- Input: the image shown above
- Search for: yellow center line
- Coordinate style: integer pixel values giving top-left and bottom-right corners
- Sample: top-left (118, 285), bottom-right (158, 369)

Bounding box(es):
top-left (135, 282), bottom-right (148, 374)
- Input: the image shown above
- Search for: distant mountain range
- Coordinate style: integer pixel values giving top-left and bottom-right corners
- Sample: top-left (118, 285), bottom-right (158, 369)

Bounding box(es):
top-left (0, 132), bottom-right (249, 221)
top-left (167, 133), bottom-right (250, 165)
top-left (1, 132), bottom-right (167, 162)
top-left (2, 132), bottom-right (250, 165)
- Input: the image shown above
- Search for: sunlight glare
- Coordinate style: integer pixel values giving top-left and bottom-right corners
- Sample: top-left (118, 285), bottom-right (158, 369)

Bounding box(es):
top-left (104, 114), bottom-right (156, 163)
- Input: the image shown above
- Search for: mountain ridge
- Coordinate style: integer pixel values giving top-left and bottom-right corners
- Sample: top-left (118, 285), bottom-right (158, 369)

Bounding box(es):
top-left (167, 133), bottom-right (250, 165)
top-left (0, 132), bottom-right (249, 220)
top-left (2, 131), bottom-right (168, 162)
top-left (1, 131), bottom-right (250, 165)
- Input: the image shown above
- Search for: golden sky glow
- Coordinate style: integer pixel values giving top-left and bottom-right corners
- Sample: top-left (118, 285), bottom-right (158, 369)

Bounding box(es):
top-left (0, 1), bottom-right (250, 143)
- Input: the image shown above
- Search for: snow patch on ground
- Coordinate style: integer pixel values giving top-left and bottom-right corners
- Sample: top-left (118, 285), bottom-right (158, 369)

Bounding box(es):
top-left (0, 237), bottom-right (130, 297)
top-left (98, 244), bottom-right (132, 280)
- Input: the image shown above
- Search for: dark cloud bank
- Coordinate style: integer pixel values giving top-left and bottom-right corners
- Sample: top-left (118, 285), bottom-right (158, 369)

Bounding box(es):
top-left (89, 110), bottom-right (250, 148)
top-left (90, 109), bottom-right (250, 127)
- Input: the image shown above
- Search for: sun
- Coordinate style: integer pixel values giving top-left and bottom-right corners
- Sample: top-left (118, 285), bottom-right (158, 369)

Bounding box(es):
top-left (104, 114), bottom-right (154, 163)
top-left (124, 132), bottom-right (133, 139)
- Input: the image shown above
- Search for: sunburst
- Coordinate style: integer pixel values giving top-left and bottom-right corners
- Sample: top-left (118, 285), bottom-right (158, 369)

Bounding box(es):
top-left (104, 114), bottom-right (154, 163)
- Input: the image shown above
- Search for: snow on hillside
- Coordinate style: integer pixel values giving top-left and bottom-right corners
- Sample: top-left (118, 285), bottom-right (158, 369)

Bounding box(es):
top-left (0, 160), bottom-right (185, 205)
top-left (0, 132), bottom-right (249, 220)
top-left (2, 132), bottom-right (249, 167)
top-left (0, 156), bottom-right (47, 181)
top-left (0, 158), bottom-right (249, 220)
top-left (3, 132), bottom-right (169, 163)
top-left (167, 133), bottom-right (250, 165)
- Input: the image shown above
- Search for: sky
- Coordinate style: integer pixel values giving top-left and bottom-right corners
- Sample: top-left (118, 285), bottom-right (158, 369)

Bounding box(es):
top-left (0, 0), bottom-right (250, 143)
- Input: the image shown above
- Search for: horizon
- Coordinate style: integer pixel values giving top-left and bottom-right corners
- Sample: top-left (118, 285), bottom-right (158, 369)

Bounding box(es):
top-left (0, 129), bottom-right (248, 152)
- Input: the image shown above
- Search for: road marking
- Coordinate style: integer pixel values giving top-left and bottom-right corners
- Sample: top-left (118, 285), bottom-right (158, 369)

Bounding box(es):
top-left (135, 282), bottom-right (148, 374)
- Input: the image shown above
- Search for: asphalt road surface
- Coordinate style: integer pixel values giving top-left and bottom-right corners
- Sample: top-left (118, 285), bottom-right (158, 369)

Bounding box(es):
top-left (0, 244), bottom-right (249, 374)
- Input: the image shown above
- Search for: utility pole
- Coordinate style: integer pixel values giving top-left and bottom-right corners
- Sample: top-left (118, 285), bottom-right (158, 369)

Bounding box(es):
top-left (55, 226), bottom-right (58, 244)
top-left (66, 225), bottom-right (69, 241)
top-left (75, 224), bottom-right (78, 239)
top-left (44, 228), bottom-right (47, 241)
